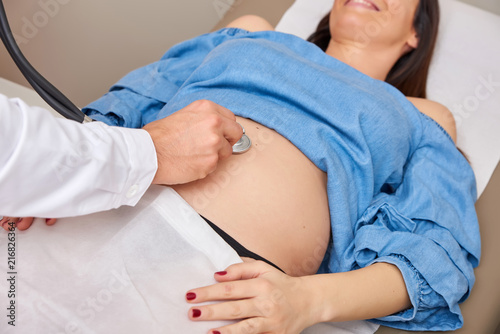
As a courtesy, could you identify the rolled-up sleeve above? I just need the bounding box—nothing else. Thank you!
[353,117,480,331]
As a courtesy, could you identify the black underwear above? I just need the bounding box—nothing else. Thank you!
[200,215,285,273]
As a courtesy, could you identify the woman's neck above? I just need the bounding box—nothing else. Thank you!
[325,39,400,81]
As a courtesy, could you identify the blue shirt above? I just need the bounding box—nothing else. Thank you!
[84,28,480,331]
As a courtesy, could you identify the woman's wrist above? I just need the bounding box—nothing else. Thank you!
[296,274,342,325]
[301,263,411,324]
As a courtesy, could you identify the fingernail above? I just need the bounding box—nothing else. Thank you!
[213,331,221,334]
[186,292,196,301]
[215,271,227,276]
[192,309,201,318]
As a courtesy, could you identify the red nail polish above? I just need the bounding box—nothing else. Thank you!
[186,292,196,301]
[192,309,201,318]
[213,331,221,334]
[215,271,227,276]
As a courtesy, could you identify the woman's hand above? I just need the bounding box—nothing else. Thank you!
[1,217,57,231]
[185,260,320,334]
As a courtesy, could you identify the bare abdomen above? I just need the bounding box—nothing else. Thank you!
[172,117,331,276]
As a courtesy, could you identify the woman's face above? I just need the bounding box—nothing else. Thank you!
[329,0,420,54]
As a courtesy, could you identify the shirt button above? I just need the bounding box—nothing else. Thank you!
[126,185,139,199]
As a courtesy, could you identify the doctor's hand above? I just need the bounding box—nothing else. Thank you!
[1,217,56,231]
[185,260,319,334]
[143,100,243,185]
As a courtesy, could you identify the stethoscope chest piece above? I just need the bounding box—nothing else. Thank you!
[232,124,252,154]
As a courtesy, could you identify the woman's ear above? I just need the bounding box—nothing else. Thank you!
[401,30,419,55]
[406,30,419,50]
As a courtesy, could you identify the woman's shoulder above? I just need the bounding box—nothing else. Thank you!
[225,15,275,32]
[406,97,457,143]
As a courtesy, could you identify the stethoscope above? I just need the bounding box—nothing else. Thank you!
[0,0,251,153]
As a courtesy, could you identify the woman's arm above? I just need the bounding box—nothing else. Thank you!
[308,263,411,323]
[407,97,457,143]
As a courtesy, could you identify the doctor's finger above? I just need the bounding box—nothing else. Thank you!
[46,218,57,226]
[220,117,244,146]
[209,101,236,121]
[16,217,35,231]
[1,217,20,231]
[218,135,237,161]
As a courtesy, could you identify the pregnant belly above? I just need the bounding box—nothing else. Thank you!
[172,117,331,276]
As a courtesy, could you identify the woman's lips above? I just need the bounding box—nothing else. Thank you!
[344,0,380,11]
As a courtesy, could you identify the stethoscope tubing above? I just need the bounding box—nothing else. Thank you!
[0,0,86,123]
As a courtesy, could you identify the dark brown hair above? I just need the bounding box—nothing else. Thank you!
[307,0,440,98]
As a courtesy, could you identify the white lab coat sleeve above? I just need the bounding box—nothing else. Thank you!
[0,94,157,218]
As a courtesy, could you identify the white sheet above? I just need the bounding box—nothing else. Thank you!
[0,186,377,334]
[1,186,241,333]
[276,0,500,197]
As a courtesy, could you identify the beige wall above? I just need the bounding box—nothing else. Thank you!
[458,0,500,15]
[0,0,239,106]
